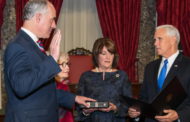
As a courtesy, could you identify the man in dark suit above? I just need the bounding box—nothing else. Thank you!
[128,25,190,122]
[3,0,94,122]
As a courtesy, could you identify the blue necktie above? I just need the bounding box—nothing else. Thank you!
[157,59,168,90]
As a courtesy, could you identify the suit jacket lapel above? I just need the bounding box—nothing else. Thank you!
[161,53,182,90]
[17,30,46,57]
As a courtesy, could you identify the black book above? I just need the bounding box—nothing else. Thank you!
[126,77,187,118]
[79,101,109,108]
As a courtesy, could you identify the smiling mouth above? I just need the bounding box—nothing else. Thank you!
[62,71,69,73]
[105,61,111,63]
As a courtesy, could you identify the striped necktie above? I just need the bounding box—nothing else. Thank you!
[37,40,45,53]
[157,59,168,91]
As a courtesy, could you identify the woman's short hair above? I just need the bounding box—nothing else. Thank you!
[58,53,69,64]
[92,37,119,68]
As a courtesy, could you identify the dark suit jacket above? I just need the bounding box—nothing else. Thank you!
[139,53,190,122]
[4,30,76,122]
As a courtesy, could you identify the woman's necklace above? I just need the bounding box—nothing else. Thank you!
[96,67,112,80]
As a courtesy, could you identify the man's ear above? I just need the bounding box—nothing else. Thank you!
[35,13,42,23]
[170,36,177,45]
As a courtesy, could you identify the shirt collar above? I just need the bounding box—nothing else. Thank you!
[162,50,179,66]
[21,27,38,42]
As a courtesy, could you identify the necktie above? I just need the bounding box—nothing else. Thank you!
[157,59,168,90]
[37,40,46,53]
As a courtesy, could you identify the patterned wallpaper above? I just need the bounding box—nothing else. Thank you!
[1,0,16,111]
[137,0,156,83]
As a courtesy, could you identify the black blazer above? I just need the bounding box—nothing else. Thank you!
[4,30,75,122]
[140,53,190,122]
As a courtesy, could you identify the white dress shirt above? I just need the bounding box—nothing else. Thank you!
[157,50,179,78]
[21,27,40,48]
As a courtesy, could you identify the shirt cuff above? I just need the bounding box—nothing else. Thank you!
[134,117,140,121]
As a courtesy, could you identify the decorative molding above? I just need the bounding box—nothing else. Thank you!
[68,47,92,56]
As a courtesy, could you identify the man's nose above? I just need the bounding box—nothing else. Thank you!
[52,21,56,29]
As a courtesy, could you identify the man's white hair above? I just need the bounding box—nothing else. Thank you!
[156,25,180,44]
[22,0,48,20]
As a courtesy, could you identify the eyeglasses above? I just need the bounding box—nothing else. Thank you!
[58,62,70,67]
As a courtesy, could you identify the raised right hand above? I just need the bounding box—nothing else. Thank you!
[49,29,61,61]
[83,108,98,114]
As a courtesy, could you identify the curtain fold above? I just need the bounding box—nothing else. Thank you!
[56,0,102,53]
[0,0,6,45]
[15,0,28,32]
[156,0,190,56]
[0,0,6,27]
[96,0,141,83]
[181,14,190,56]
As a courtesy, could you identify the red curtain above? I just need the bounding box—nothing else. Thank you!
[156,0,190,56]
[15,0,64,49]
[0,0,6,27]
[0,0,6,46]
[15,0,28,32]
[181,13,190,56]
[96,0,141,83]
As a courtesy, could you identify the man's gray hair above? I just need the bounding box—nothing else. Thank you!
[156,25,180,44]
[23,0,48,20]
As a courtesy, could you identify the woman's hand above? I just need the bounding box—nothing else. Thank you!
[83,108,98,116]
[98,102,117,112]
[128,107,141,118]
[62,79,69,84]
